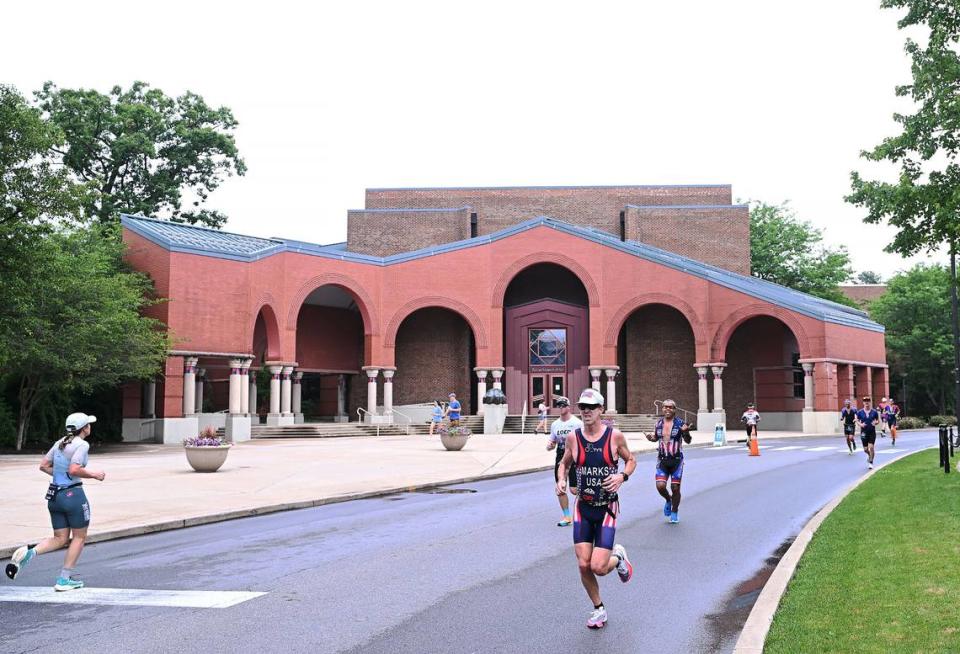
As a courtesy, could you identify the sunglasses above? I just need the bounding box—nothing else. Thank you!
[578,404,602,411]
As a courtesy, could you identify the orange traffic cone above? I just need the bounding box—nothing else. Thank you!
[748,427,760,456]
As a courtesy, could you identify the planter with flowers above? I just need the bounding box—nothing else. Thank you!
[183,426,232,472]
[437,424,472,451]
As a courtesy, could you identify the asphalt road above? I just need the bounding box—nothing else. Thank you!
[1,430,937,654]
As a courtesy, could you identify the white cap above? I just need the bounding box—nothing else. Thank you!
[577,388,605,406]
[65,412,96,431]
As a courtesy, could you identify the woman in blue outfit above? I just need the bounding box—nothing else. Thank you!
[5,412,106,591]
[429,400,444,436]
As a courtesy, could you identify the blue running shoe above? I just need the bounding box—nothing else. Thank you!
[664,500,671,517]
[669,512,679,524]
[54,577,84,592]
[5,546,35,580]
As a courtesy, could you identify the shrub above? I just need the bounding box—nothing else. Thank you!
[896,416,926,430]
[928,415,958,427]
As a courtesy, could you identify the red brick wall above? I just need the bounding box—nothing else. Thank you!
[122,230,171,324]
[393,308,473,412]
[347,208,471,257]
[621,305,698,414]
[624,205,750,275]
[295,305,364,372]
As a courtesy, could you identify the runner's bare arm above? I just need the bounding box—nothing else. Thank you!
[39,457,53,476]
[643,431,656,442]
[602,431,635,492]
[556,434,576,495]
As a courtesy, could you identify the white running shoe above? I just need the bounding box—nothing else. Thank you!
[868,463,874,470]
[612,544,633,583]
[587,605,608,629]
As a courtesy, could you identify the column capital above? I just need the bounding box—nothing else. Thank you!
[603,367,619,377]
[490,368,504,379]
[241,359,253,370]
[695,365,708,378]
[362,366,380,380]
[589,367,603,377]
[267,364,283,376]
[382,369,395,381]
[711,365,726,377]
[473,368,489,378]
[292,371,304,382]
[281,365,294,376]
[184,356,199,373]
[196,368,206,379]
[801,362,815,374]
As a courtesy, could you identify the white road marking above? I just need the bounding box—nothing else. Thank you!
[708,445,740,450]
[0,587,266,608]
[806,446,837,452]
[770,446,805,451]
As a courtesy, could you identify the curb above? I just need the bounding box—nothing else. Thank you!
[732,445,933,653]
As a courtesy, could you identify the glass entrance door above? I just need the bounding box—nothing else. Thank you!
[531,374,546,412]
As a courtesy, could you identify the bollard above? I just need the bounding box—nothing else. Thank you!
[939,425,950,474]
[713,423,726,447]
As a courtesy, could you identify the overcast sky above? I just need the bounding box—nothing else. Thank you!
[4,0,948,278]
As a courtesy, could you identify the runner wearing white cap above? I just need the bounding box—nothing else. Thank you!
[4,412,106,591]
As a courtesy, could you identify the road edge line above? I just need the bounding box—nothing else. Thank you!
[732,445,934,653]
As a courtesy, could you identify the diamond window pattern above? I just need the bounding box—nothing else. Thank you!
[529,329,567,366]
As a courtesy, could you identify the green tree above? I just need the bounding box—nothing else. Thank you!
[857,270,883,284]
[869,264,953,415]
[749,201,855,305]
[5,226,169,450]
[35,81,246,227]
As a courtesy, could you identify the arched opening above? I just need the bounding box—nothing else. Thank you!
[722,315,804,430]
[616,304,697,415]
[394,307,477,414]
[294,285,367,422]
[502,263,590,414]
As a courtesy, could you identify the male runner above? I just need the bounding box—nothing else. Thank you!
[546,396,582,526]
[741,402,761,441]
[645,399,692,523]
[878,398,889,437]
[885,398,900,446]
[556,388,637,629]
[445,392,461,428]
[856,396,880,469]
[840,399,857,454]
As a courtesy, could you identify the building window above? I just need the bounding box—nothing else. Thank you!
[470,212,478,238]
[529,328,567,366]
[619,211,626,241]
[791,353,804,399]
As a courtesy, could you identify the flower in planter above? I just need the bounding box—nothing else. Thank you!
[183,425,227,447]
[436,424,472,438]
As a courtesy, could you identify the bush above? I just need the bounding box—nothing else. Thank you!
[897,416,926,430]
[0,400,15,449]
[928,415,958,427]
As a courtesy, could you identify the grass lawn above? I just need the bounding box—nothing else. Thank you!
[765,448,960,654]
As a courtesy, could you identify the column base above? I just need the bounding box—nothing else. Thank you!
[294,413,304,424]
[266,414,295,426]
[225,415,251,442]
[696,411,725,435]
[802,410,841,434]
[249,415,261,426]
[333,415,349,423]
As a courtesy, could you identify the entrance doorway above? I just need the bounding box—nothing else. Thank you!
[530,373,566,411]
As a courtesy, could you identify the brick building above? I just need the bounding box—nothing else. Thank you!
[119,185,887,442]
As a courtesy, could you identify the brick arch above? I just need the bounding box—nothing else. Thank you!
[604,293,709,358]
[251,292,282,360]
[286,273,378,335]
[711,304,811,362]
[491,253,600,308]
[384,297,488,349]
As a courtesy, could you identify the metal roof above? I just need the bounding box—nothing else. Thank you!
[121,214,882,332]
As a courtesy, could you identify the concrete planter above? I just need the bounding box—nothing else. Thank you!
[184,445,231,472]
[440,432,470,451]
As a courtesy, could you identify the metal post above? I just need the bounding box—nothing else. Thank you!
[940,425,949,473]
[952,249,960,429]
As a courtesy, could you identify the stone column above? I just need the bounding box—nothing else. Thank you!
[382,368,395,416]
[604,368,619,414]
[183,356,199,417]
[802,363,815,411]
[363,367,380,420]
[696,365,709,412]
[228,358,244,415]
[589,368,603,392]
[240,360,251,416]
[268,365,282,417]
[336,374,347,421]
[143,380,156,419]
[490,368,504,390]
[280,366,294,417]
[474,368,488,414]
[249,371,258,423]
[292,371,304,424]
[711,364,727,412]
[194,369,205,414]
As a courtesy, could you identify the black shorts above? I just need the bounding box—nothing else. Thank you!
[554,450,577,489]
[843,424,856,436]
[861,429,876,446]
[744,424,758,437]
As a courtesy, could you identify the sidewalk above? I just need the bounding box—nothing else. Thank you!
[0,430,831,558]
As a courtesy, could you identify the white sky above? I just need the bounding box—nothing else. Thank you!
[4,0,949,278]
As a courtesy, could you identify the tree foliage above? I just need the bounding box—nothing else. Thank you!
[847,0,960,256]
[3,226,169,449]
[856,270,884,284]
[869,264,953,414]
[35,81,246,227]
[749,201,855,305]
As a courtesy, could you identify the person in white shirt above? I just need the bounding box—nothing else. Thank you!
[546,397,583,526]
[741,403,761,440]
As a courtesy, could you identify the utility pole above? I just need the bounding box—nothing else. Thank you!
[952,245,960,423]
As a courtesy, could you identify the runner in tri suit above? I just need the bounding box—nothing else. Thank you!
[877,398,889,438]
[556,388,637,629]
[856,396,880,470]
[840,399,857,454]
[644,399,692,524]
[546,396,582,526]
[885,398,900,447]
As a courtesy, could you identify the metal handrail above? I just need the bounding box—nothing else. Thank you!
[139,418,161,442]
[356,407,380,437]
[653,401,696,425]
[389,407,414,435]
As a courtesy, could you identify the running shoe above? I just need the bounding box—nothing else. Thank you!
[669,512,680,524]
[557,518,572,527]
[54,576,84,592]
[868,463,874,470]
[5,545,35,580]
[663,500,671,517]
[613,544,633,583]
[587,606,607,629]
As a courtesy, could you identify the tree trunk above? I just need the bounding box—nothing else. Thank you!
[15,375,40,451]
